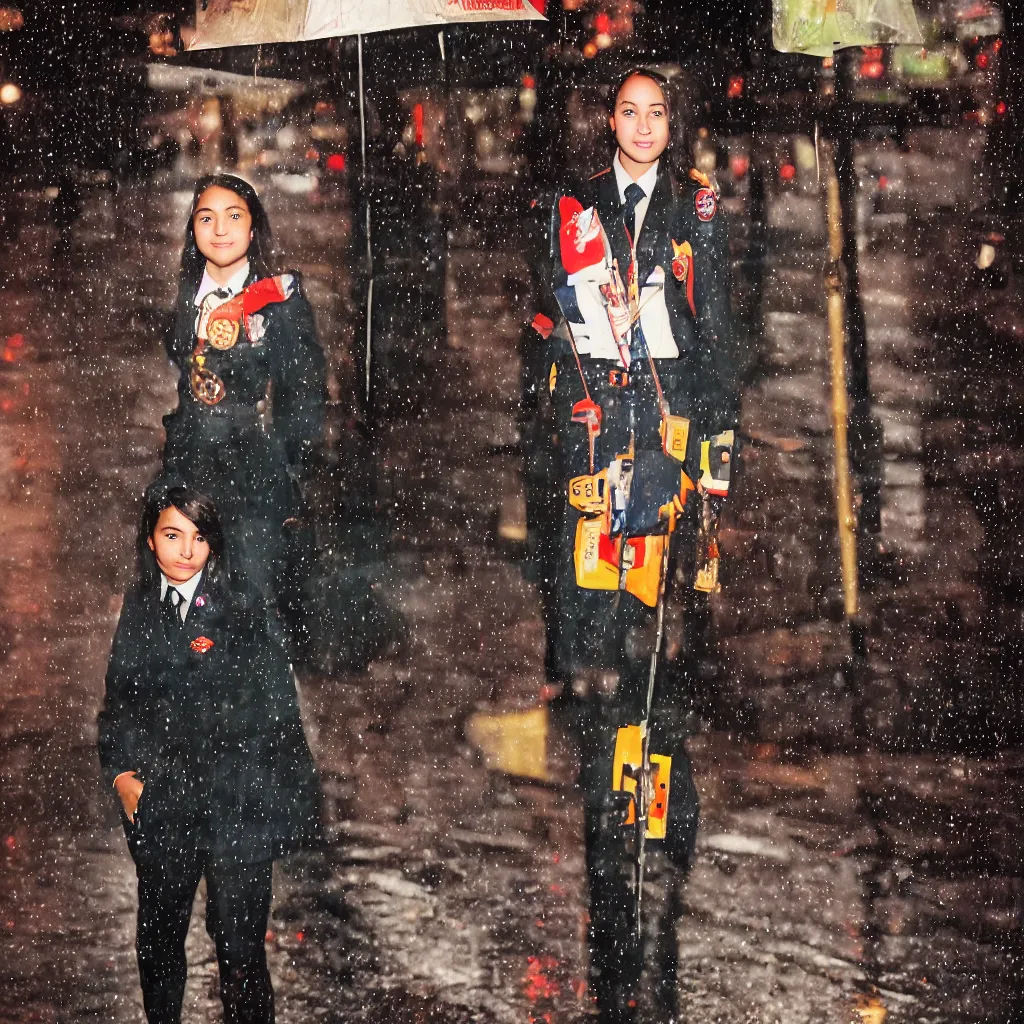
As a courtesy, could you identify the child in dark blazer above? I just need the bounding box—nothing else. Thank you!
[98,481,321,1024]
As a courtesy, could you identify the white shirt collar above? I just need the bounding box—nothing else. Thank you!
[194,261,250,308]
[612,152,660,205]
[160,570,204,619]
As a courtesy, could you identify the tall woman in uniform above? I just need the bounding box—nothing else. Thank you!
[162,174,326,640]
[546,68,739,1022]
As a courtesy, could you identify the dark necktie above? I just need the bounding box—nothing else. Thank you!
[162,586,183,633]
[622,182,647,362]
[623,182,645,243]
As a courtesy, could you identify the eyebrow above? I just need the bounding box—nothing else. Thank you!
[193,204,247,215]
[617,100,667,109]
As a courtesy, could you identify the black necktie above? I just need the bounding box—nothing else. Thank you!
[623,182,645,243]
[162,586,183,632]
[622,182,647,362]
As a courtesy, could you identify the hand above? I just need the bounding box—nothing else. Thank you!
[114,771,144,824]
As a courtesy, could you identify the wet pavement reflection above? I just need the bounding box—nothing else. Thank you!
[0,131,1022,1023]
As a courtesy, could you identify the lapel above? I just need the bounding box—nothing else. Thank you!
[182,571,217,645]
[591,169,631,278]
[635,166,674,286]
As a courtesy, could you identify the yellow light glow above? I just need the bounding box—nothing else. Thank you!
[0,82,22,104]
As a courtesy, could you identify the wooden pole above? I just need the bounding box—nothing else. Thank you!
[821,139,859,620]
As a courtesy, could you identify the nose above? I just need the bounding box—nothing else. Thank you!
[214,215,228,235]
[637,115,651,135]
[181,536,193,559]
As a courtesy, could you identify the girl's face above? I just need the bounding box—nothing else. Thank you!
[192,185,253,278]
[610,74,670,178]
[148,506,211,584]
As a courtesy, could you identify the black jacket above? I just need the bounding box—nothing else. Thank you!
[97,573,322,865]
[550,163,737,440]
[162,273,326,598]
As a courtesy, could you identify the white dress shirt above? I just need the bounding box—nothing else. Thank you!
[194,261,250,308]
[160,570,203,622]
[612,152,660,242]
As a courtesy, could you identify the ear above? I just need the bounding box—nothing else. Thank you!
[609,114,616,134]
[147,536,155,552]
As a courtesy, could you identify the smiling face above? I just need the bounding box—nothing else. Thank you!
[192,184,253,282]
[147,506,211,585]
[610,73,670,179]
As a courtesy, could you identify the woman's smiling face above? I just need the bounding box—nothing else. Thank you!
[610,74,670,178]
[192,185,253,277]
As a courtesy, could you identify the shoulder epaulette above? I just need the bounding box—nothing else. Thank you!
[688,168,712,189]
[589,167,613,181]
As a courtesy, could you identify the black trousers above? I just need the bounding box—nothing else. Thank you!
[135,849,274,1024]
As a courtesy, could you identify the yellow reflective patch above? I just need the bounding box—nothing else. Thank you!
[661,414,690,464]
[568,470,608,514]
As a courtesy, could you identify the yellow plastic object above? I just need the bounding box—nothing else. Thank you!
[465,705,549,782]
[661,414,690,464]
[574,516,620,590]
[612,725,671,839]
[623,535,666,608]
[568,470,609,515]
[699,429,734,496]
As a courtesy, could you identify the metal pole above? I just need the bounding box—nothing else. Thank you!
[358,33,373,405]
[822,140,860,621]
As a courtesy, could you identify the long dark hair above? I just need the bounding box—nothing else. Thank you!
[609,66,694,180]
[174,174,277,309]
[137,482,226,590]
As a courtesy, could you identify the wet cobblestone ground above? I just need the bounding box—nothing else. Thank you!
[1,131,1022,1023]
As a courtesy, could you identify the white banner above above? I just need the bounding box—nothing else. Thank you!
[189,0,546,51]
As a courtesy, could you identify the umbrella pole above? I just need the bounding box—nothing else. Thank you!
[358,32,374,406]
[821,140,861,633]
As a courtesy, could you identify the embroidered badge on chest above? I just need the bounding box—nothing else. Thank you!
[694,187,717,222]
[671,239,691,282]
[190,636,214,654]
[198,294,240,351]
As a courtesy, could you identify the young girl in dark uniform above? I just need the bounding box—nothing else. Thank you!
[162,174,327,630]
[98,482,320,1024]
[545,68,739,1022]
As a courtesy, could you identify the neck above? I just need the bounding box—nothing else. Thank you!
[617,150,656,181]
[205,257,248,286]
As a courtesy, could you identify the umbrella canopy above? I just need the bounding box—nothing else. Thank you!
[189,0,545,51]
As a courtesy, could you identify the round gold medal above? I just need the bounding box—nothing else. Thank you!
[207,317,240,351]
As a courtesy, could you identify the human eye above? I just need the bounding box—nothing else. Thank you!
[165,530,178,540]
[196,534,207,545]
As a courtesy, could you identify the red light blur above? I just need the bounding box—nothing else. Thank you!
[727,75,744,99]
[414,102,424,148]
[860,60,885,80]
[326,153,345,172]
[780,163,796,181]
[594,12,610,33]
[976,51,990,69]
[730,154,749,178]
[996,100,1007,116]
[522,73,536,89]
[878,175,888,189]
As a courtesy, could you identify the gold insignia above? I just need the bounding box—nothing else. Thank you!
[207,317,239,351]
